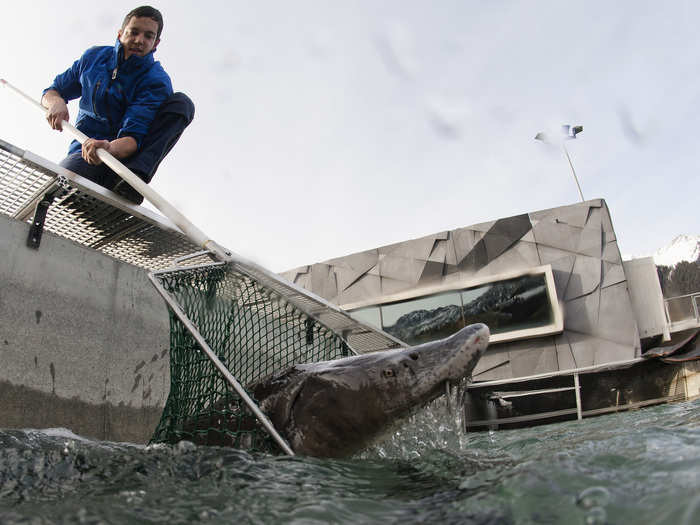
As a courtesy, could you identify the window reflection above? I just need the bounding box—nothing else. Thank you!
[348,271,556,345]
[381,292,463,346]
[461,274,551,334]
[350,306,382,330]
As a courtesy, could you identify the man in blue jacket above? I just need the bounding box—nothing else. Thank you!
[42,5,194,204]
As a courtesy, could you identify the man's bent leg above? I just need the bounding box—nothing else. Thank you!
[113,92,195,205]
[124,92,195,183]
[60,153,121,189]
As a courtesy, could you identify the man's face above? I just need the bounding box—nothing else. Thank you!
[118,16,160,59]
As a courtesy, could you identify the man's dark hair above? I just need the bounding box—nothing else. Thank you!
[123,6,164,39]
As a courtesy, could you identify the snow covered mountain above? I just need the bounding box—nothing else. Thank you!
[652,235,700,267]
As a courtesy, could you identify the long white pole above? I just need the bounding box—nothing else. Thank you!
[562,142,585,202]
[0,78,231,261]
[2,78,300,455]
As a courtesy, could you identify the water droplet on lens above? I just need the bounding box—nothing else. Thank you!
[576,486,611,509]
[584,506,607,524]
[176,440,197,453]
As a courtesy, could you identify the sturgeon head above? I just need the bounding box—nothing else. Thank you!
[251,323,490,458]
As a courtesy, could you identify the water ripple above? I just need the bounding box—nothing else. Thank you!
[0,399,698,524]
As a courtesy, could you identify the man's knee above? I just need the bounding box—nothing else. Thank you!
[160,92,195,126]
[59,153,118,189]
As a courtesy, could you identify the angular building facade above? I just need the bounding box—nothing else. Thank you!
[281,199,641,382]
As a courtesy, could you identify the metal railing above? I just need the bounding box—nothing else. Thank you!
[664,292,700,330]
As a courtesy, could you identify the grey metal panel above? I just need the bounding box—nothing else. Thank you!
[596,282,641,350]
[380,276,415,297]
[469,220,497,233]
[623,257,669,340]
[452,227,478,263]
[593,337,637,364]
[279,266,308,284]
[335,273,382,305]
[568,331,597,368]
[577,224,603,258]
[530,202,589,225]
[504,338,558,376]
[532,219,581,253]
[380,236,436,260]
[326,249,379,275]
[602,261,626,289]
[378,254,427,282]
[335,266,369,293]
[444,236,459,265]
[471,240,541,279]
[537,249,576,297]
[427,239,448,263]
[602,240,622,264]
[564,255,601,301]
[419,259,447,283]
[472,347,512,381]
[565,292,601,335]
[550,203,590,228]
[555,334,577,369]
[309,263,338,299]
[601,203,616,237]
[293,272,311,291]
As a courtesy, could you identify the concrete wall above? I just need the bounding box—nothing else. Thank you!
[281,199,642,382]
[0,215,170,443]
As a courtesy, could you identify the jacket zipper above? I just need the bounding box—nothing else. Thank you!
[91,80,101,116]
[104,67,118,133]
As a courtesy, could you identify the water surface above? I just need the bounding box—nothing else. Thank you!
[1,398,698,524]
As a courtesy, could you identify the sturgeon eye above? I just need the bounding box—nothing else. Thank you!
[382,368,395,378]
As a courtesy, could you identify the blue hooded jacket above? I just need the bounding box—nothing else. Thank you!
[45,39,173,156]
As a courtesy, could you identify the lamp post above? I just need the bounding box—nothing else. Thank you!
[535,125,585,202]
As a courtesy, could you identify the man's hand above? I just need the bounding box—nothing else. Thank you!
[82,139,111,165]
[42,90,69,131]
[82,136,137,165]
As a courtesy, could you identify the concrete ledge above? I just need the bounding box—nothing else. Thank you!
[0,215,170,443]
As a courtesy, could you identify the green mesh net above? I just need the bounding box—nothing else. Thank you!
[149,262,351,453]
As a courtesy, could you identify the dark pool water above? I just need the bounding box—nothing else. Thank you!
[1,397,699,524]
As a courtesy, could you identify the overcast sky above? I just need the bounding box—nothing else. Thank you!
[2,1,698,271]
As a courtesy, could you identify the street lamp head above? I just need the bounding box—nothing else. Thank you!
[534,124,585,202]
[536,125,583,143]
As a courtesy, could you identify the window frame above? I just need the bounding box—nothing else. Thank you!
[341,264,564,344]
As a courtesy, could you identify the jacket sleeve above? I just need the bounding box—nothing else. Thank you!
[117,73,173,148]
[43,51,90,101]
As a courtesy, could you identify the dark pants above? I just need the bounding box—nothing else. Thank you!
[60,92,195,192]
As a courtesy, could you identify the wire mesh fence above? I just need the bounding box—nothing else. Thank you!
[150,262,353,452]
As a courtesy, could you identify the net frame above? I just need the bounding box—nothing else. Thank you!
[148,257,403,455]
[1,82,404,456]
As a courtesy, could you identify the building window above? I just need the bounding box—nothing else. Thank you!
[345,265,562,345]
[461,273,553,335]
[381,292,463,346]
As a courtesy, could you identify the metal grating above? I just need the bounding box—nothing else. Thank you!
[224,258,405,354]
[0,138,204,270]
[1,138,403,353]
[0,140,55,217]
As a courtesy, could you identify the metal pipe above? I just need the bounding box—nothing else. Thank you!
[574,373,582,420]
[562,142,585,202]
[0,78,231,262]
